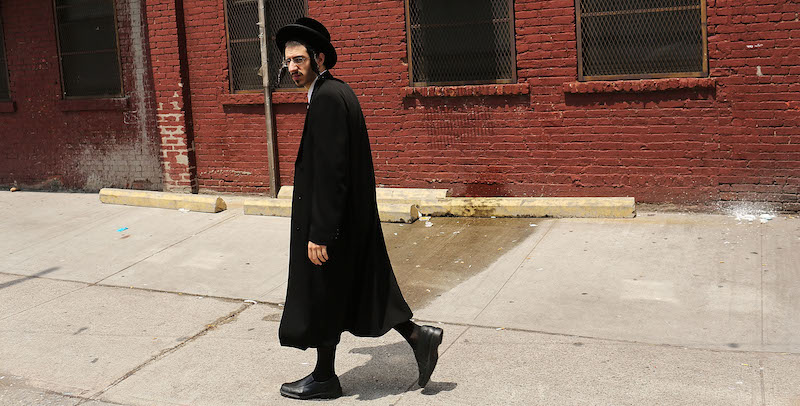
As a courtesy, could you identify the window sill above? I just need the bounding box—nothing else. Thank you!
[59,97,129,111]
[563,78,716,94]
[220,91,307,106]
[0,101,16,113]
[403,83,529,98]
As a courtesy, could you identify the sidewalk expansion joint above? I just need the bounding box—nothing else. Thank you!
[409,319,800,356]
[88,302,254,402]
[392,325,472,405]
[472,219,556,321]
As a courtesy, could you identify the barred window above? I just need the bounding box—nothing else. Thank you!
[0,13,9,101]
[406,0,516,87]
[54,0,122,98]
[576,0,708,81]
[224,0,307,93]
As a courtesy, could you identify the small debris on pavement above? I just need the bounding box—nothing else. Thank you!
[495,327,505,331]
[529,223,537,227]
[9,187,18,192]
[244,299,257,305]
[419,216,431,221]
[425,221,433,227]
[178,208,190,213]
[117,227,128,232]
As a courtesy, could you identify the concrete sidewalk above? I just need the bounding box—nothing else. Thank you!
[0,191,798,405]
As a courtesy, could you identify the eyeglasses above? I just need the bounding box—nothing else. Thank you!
[283,56,308,66]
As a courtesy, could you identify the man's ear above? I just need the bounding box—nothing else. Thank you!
[317,52,326,70]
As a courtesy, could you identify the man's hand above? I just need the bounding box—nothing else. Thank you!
[308,241,329,266]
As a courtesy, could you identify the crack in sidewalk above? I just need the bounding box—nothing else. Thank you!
[82,303,254,404]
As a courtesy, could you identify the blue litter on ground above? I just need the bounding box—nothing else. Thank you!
[117,227,128,232]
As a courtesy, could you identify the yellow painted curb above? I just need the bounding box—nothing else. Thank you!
[417,197,635,218]
[277,186,449,201]
[378,203,420,223]
[99,188,226,213]
[243,198,292,217]
[243,198,419,223]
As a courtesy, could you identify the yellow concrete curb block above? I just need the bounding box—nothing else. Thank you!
[243,198,292,217]
[377,203,420,223]
[417,197,636,218]
[277,186,449,201]
[99,188,227,213]
[243,198,419,223]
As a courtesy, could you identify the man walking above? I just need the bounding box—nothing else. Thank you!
[275,18,444,400]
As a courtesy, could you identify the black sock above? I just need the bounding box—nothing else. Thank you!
[394,320,420,350]
[312,345,336,382]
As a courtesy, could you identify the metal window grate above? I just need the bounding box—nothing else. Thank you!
[406,0,516,86]
[54,0,122,98]
[576,0,708,80]
[225,0,306,93]
[0,12,9,101]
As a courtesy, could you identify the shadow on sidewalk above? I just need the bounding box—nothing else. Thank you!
[0,267,60,290]
[339,340,457,401]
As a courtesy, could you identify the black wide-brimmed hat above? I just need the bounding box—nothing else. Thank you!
[276,17,337,69]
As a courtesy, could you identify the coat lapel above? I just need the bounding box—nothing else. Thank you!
[296,71,334,166]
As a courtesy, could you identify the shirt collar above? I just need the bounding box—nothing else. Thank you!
[307,70,327,103]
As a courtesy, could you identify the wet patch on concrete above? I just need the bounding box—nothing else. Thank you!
[382,217,540,310]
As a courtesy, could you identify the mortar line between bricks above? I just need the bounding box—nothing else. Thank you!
[91,212,240,286]
[471,219,556,322]
[87,303,253,402]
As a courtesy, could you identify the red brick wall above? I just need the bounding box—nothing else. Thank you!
[145,0,196,192]
[173,0,799,208]
[0,0,162,191]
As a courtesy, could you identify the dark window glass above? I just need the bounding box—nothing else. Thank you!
[407,0,516,86]
[576,0,708,80]
[0,13,9,101]
[225,0,307,92]
[55,0,122,97]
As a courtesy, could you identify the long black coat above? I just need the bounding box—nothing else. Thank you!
[278,71,413,350]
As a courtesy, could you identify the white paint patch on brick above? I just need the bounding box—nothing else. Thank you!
[159,125,185,135]
[157,113,183,122]
[75,139,162,191]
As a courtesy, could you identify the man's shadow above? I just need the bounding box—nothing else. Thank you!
[338,340,457,401]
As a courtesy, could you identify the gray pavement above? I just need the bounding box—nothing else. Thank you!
[1,191,799,405]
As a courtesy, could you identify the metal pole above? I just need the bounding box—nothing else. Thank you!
[257,0,280,198]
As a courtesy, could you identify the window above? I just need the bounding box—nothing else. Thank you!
[224,0,307,93]
[575,0,708,81]
[406,0,516,87]
[54,0,122,98]
[0,11,10,101]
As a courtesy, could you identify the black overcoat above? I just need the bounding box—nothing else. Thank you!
[278,71,413,350]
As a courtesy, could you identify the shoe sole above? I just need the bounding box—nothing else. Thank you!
[419,328,443,387]
[280,388,342,400]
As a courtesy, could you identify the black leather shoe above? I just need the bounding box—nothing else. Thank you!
[414,325,444,387]
[280,373,342,400]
